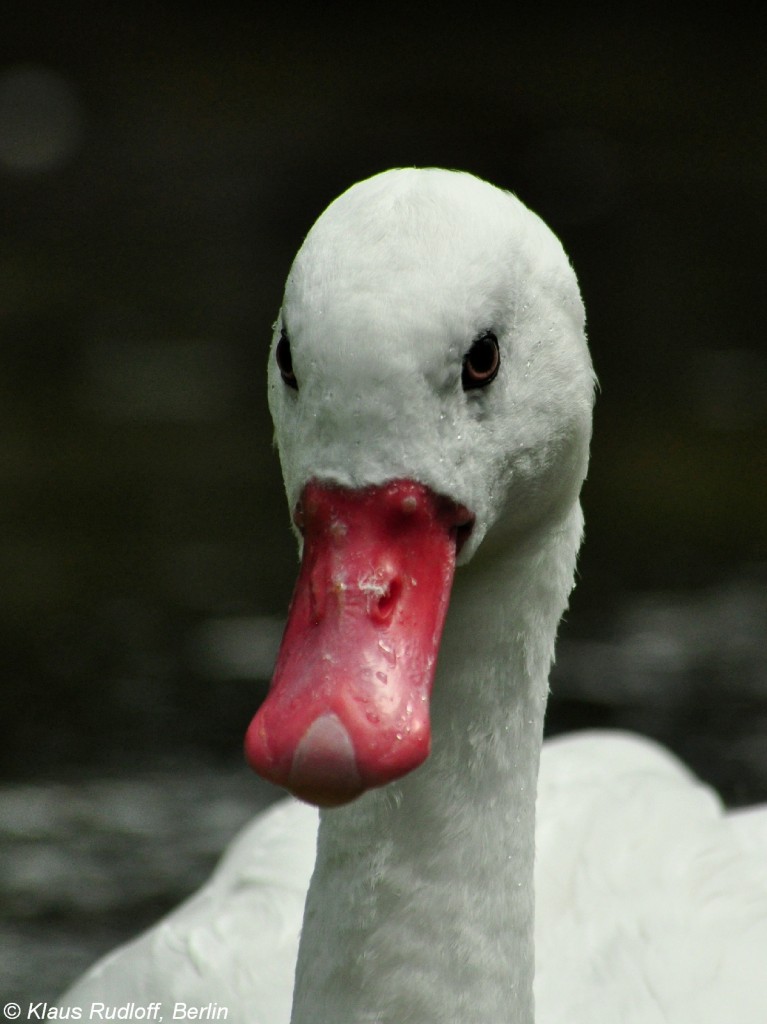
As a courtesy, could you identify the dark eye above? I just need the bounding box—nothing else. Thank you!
[462,332,500,390]
[276,329,298,390]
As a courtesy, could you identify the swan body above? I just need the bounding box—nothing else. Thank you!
[58,797,316,1021]
[60,735,767,1023]
[60,169,767,1022]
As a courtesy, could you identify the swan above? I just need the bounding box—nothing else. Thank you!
[59,168,767,1023]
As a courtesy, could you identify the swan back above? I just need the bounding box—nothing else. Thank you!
[536,732,767,1024]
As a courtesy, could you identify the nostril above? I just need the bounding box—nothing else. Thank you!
[372,576,401,624]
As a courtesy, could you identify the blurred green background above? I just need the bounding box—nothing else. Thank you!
[2,10,766,809]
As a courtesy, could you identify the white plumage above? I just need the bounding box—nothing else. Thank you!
[60,168,767,1023]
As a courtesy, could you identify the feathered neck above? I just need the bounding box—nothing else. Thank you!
[289,504,583,1024]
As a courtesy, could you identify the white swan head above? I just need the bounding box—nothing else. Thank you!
[270,167,594,558]
[247,168,595,805]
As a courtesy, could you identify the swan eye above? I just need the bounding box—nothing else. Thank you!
[462,332,500,390]
[276,330,298,390]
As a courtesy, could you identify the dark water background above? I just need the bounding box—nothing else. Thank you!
[1,5,766,1003]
